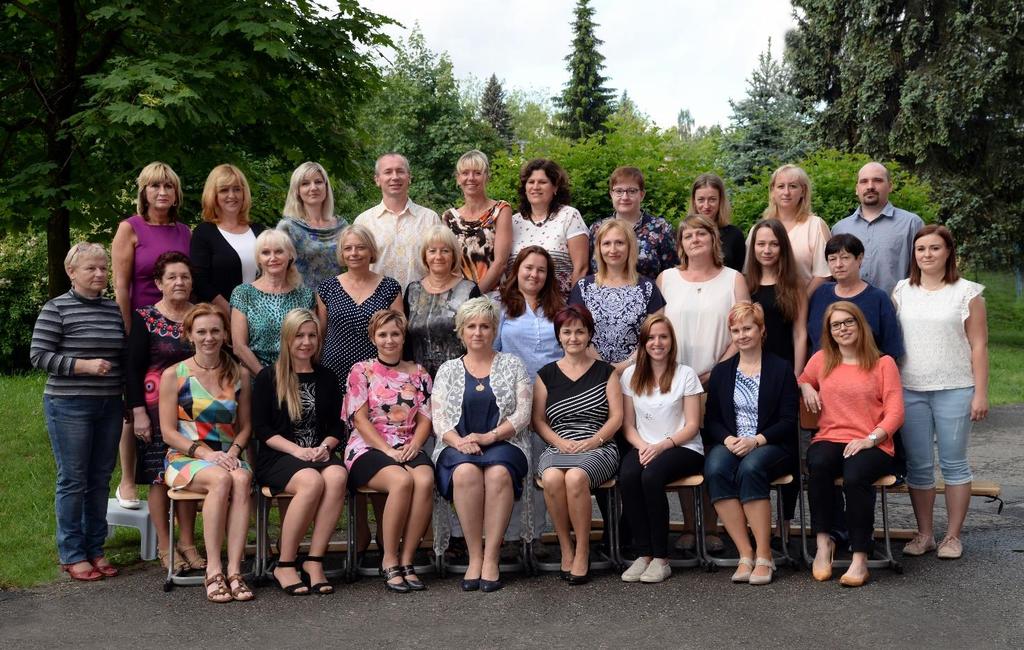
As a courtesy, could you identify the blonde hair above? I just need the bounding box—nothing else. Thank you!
[455,150,490,178]
[763,164,813,223]
[594,219,639,285]
[182,303,241,387]
[821,301,880,376]
[336,224,378,266]
[367,309,407,339]
[275,309,321,422]
[676,214,724,269]
[454,296,500,340]
[136,162,183,222]
[282,162,335,224]
[420,225,462,274]
[254,229,302,289]
[728,302,766,340]
[64,242,108,271]
[201,164,252,225]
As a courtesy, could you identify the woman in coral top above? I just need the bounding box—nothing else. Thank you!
[798,301,904,588]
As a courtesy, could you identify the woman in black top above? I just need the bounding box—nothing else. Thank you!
[253,308,347,595]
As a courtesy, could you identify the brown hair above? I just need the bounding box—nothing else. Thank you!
[689,173,732,228]
[820,301,880,376]
[182,303,241,387]
[136,162,183,222]
[608,166,645,192]
[367,309,407,339]
[909,224,959,286]
[500,246,565,319]
[630,314,678,396]
[676,214,724,269]
[517,159,571,218]
[152,251,193,283]
[745,219,802,322]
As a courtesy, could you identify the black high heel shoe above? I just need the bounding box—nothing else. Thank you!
[273,560,310,596]
[301,556,333,595]
[382,565,410,593]
[400,565,427,591]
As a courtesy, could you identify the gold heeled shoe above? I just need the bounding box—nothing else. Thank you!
[839,570,870,587]
[812,540,834,582]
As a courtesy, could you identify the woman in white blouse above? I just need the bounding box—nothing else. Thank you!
[508,159,589,298]
[618,315,704,584]
[431,297,532,593]
[892,224,988,560]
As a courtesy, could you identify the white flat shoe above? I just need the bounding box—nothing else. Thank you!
[748,558,775,585]
[621,557,650,583]
[115,486,141,510]
[731,557,754,583]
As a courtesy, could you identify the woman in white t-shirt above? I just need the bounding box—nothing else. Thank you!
[893,224,988,561]
[618,315,704,584]
[508,159,589,298]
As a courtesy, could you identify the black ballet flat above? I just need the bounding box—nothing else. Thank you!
[400,564,427,591]
[480,578,503,593]
[460,578,480,592]
[559,570,571,581]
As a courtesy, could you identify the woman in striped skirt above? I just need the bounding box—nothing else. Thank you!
[532,304,622,584]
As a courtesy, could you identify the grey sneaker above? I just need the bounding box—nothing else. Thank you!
[640,558,672,583]
[903,534,936,556]
[620,556,650,582]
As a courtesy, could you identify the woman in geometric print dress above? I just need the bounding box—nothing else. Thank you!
[532,304,622,585]
[125,251,203,573]
[159,303,254,603]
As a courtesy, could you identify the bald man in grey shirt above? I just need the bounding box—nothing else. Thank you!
[831,162,924,295]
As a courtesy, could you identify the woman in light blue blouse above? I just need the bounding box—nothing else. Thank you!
[496,246,565,540]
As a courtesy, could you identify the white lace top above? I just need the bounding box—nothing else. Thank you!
[429,352,534,552]
[892,278,984,391]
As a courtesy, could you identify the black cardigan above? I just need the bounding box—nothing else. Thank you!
[189,221,266,304]
[703,350,799,460]
[252,364,344,463]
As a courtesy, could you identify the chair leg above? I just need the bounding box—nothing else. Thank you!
[799,473,813,569]
[165,498,175,590]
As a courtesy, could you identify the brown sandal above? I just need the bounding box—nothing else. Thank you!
[204,573,232,603]
[177,544,207,570]
[227,573,254,601]
[159,549,188,574]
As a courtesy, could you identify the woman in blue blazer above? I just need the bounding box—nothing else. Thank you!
[704,302,798,585]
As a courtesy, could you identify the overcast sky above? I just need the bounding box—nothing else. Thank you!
[358,0,797,129]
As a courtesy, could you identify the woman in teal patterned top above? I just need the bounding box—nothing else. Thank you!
[277,161,348,292]
[231,229,315,375]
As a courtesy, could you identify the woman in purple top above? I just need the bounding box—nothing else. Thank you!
[111,161,192,507]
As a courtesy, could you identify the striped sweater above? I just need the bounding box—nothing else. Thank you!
[30,290,126,397]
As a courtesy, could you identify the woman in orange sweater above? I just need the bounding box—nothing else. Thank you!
[799,301,904,588]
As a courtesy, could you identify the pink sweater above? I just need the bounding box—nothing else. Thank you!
[798,352,904,456]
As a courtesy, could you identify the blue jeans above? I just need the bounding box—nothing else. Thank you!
[902,387,974,489]
[705,443,792,504]
[43,395,123,564]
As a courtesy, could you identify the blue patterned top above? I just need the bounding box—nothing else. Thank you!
[277,217,348,292]
[734,369,760,438]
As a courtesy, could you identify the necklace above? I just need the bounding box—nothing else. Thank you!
[463,356,489,392]
[193,355,221,371]
[378,357,401,368]
[423,275,452,292]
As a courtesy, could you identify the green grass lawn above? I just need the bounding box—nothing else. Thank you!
[1,272,1021,588]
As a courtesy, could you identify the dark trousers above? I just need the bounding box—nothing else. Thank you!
[619,446,704,558]
[806,441,893,553]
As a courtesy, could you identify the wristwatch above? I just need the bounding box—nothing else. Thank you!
[868,433,881,446]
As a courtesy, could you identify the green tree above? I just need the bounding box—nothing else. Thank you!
[1,0,393,296]
[553,0,615,141]
[359,29,502,211]
[480,74,514,146]
[786,0,1024,268]
[723,42,811,183]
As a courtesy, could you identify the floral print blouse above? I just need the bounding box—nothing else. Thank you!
[342,359,433,469]
[588,211,680,280]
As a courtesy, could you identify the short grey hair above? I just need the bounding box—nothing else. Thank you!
[455,296,500,339]
[374,152,410,177]
[64,242,108,270]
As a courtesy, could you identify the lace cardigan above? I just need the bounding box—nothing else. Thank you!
[430,352,534,553]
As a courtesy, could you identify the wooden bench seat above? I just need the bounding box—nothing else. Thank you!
[891,480,1003,513]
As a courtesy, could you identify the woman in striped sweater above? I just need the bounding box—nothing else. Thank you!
[31,243,126,582]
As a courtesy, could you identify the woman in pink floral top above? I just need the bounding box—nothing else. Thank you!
[343,309,435,593]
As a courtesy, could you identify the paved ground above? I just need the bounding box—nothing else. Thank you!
[3,406,1023,649]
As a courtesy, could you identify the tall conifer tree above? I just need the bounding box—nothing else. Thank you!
[554,0,615,140]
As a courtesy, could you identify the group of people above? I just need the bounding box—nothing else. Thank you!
[30,151,988,600]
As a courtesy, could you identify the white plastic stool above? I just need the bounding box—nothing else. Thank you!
[106,498,158,561]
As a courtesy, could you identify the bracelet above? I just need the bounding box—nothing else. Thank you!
[187,441,200,457]
[230,442,244,452]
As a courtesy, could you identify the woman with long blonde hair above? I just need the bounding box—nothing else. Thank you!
[252,308,348,595]
[278,161,348,291]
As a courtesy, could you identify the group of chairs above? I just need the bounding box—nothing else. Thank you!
[161,401,922,592]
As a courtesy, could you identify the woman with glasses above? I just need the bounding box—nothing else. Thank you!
[799,301,904,588]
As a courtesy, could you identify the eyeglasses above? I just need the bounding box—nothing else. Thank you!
[611,188,641,197]
[829,318,857,332]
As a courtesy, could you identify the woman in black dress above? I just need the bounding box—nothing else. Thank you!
[253,308,347,595]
